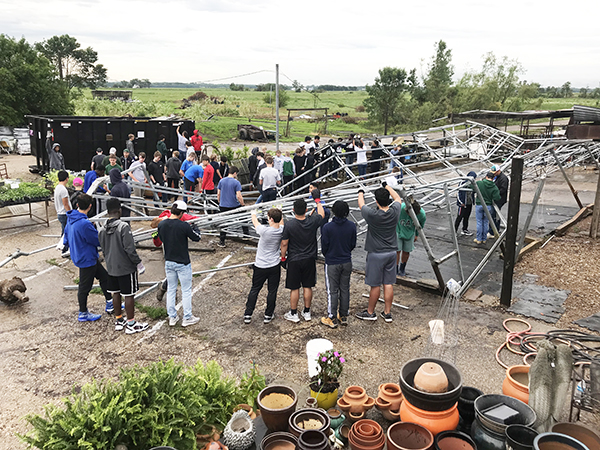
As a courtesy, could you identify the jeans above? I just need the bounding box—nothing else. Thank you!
[165,260,193,320]
[244,264,281,317]
[476,205,492,242]
[488,204,503,235]
[78,260,111,313]
[454,205,473,231]
[58,214,69,251]
[358,164,367,177]
[183,178,196,202]
[262,188,277,202]
[325,262,352,318]
[219,206,249,243]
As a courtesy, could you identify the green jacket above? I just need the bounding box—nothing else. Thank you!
[157,140,168,157]
[396,202,426,241]
[475,179,501,206]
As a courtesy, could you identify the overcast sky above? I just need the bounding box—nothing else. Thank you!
[3,0,599,88]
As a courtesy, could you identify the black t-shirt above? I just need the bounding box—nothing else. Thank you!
[92,154,105,169]
[147,160,165,184]
[157,218,201,265]
[282,213,322,261]
[294,155,307,174]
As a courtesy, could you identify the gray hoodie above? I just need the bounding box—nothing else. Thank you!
[98,218,141,277]
[47,143,66,170]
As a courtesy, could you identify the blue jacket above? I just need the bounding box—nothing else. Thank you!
[457,171,477,207]
[321,217,357,265]
[64,209,101,268]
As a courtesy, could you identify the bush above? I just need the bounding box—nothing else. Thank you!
[355,105,365,112]
[188,91,208,101]
[342,116,359,124]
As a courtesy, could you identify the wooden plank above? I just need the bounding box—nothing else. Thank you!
[554,203,593,236]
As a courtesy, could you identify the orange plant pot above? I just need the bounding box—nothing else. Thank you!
[502,365,529,404]
[375,383,403,422]
[399,399,459,436]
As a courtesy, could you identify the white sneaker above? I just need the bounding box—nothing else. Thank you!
[284,311,300,323]
[182,315,200,327]
[169,315,179,326]
[302,310,312,321]
[487,233,495,239]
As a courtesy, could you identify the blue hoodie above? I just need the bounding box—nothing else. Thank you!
[321,217,357,265]
[64,210,101,268]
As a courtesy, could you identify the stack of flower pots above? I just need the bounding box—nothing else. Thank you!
[399,358,463,436]
[348,419,385,450]
[337,385,375,422]
[298,430,331,450]
[288,408,331,438]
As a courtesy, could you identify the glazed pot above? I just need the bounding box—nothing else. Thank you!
[349,419,385,450]
[298,429,331,450]
[502,366,530,404]
[261,431,299,450]
[387,421,434,450]
[434,430,476,450]
[551,423,600,450]
[471,415,505,450]
[327,408,345,429]
[223,410,255,450]
[288,408,331,438]
[375,383,403,422]
[336,424,351,445]
[305,397,319,408]
[311,387,339,410]
[400,358,463,412]
[505,425,539,450]
[337,385,375,422]
[414,362,449,393]
[534,432,591,450]
[457,386,483,434]
[257,385,298,432]
[400,398,459,436]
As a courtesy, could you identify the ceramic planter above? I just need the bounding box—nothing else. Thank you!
[534,433,591,450]
[457,386,483,433]
[348,419,385,450]
[505,425,539,450]
[414,362,449,393]
[337,385,375,422]
[502,365,530,404]
[375,383,403,422]
[257,385,298,432]
[400,398,459,436]
[311,387,339,410]
[327,408,345,429]
[336,424,351,446]
[551,423,600,450]
[260,431,298,450]
[223,410,255,450]
[288,408,331,438]
[434,430,476,450]
[386,421,434,450]
[233,403,257,420]
[298,429,331,450]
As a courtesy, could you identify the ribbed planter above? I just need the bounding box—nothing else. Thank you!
[223,410,255,450]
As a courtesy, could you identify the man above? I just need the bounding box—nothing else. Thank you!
[99,198,149,334]
[308,182,331,230]
[183,161,204,201]
[320,200,356,329]
[244,208,284,325]
[280,193,325,323]
[129,152,147,198]
[370,140,384,174]
[217,166,247,247]
[147,151,167,202]
[180,150,196,178]
[293,147,307,192]
[105,153,122,175]
[91,147,105,171]
[396,197,426,277]
[281,151,295,195]
[126,134,136,159]
[48,142,65,171]
[121,149,133,171]
[248,147,259,183]
[475,172,501,245]
[488,164,509,238]
[102,147,118,167]
[54,170,71,238]
[356,184,402,322]
[157,200,202,327]
[259,156,281,202]
[109,168,130,217]
[274,149,285,178]
[156,134,169,163]
[200,155,215,194]
[455,171,477,236]
[176,125,189,162]
[191,129,203,159]
[252,152,266,201]
[166,150,181,201]
[84,164,107,215]
[63,193,113,321]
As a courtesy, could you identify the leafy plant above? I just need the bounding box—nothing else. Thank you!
[135,302,168,319]
[0,182,51,205]
[89,287,103,295]
[237,360,266,409]
[309,349,345,394]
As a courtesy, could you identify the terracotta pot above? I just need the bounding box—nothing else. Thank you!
[414,362,449,393]
[327,408,345,429]
[337,385,375,422]
[349,419,385,450]
[502,365,530,404]
[375,383,403,422]
[310,388,339,410]
[551,423,600,450]
[298,429,331,450]
[288,408,331,438]
[234,404,257,420]
[260,431,298,450]
[534,432,591,450]
[505,425,539,450]
[400,398,459,436]
[434,430,476,450]
[257,385,298,432]
[387,421,434,450]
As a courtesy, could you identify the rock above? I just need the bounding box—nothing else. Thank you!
[0,277,28,305]
[463,289,483,301]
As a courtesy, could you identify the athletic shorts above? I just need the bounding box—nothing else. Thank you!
[364,251,397,287]
[285,258,317,290]
[107,271,139,296]
[398,237,415,253]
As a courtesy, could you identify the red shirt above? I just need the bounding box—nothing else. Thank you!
[158,210,199,221]
[191,134,203,152]
[201,164,215,191]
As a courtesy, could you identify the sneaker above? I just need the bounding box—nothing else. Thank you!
[461,230,473,236]
[487,233,495,239]
[263,315,274,324]
[61,250,70,258]
[182,316,200,327]
[321,316,338,329]
[78,311,101,322]
[105,300,114,314]
[398,268,406,277]
[217,242,226,248]
[473,238,482,244]
[338,314,348,326]
[284,311,300,323]
[302,310,312,321]
[380,311,393,323]
[115,317,126,331]
[169,315,179,326]
[244,315,252,324]
[355,310,377,321]
[125,321,149,334]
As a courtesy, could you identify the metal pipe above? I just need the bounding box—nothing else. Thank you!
[516,176,546,260]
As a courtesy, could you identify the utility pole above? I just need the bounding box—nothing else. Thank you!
[275,64,279,152]
[500,156,524,307]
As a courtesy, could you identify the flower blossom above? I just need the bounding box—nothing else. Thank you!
[340,358,345,363]
[322,357,327,362]
[334,351,339,357]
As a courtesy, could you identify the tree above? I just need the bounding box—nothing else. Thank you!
[229,83,245,91]
[364,67,410,134]
[560,81,572,98]
[0,34,73,126]
[579,87,588,98]
[35,34,107,89]
[262,87,289,108]
[292,80,304,92]
[422,40,454,104]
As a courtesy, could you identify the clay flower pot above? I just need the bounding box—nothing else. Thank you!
[257,385,298,432]
[327,408,345,429]
[288,408,331,438]
[414,362,449,393]
[551,423,600,450]
[337,385,375,422]
[310,387,339,410]
[387,421,434,450]
[349,419,385,450]
[375,383,403,422]
[502,365,530,404]
[234,403,257,420]
[434,430,476,450]
[534,432,591,450]
[260,431,298,450]
[400,398,459,436]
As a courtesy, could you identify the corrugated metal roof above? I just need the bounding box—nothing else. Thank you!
[450,109,573,121]
[573,105,600,124]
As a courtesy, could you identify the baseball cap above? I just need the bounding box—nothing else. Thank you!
[173,200,188,211]
[73,177,83,186]
[109,147,117,154]
[96,147,103,153]
[490,164,500,172]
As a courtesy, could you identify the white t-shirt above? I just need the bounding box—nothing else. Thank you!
[130,161,146,182]
[255,224,284,269]
[357,147,368,164]
[260,166,281,190]
[54,184,71,215]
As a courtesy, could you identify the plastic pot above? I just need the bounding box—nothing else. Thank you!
[502,366,530,404]
[551,423,600,450]
[473,395,536,435]
[400,398,459,436]
[434,430,476,450]
[260,431,299,450]
[311,388,339,410]
[257,385,298,432]
[534,432,591,450]
[505,425,538,450]
[386,421,434,450]
[288,408,331,438]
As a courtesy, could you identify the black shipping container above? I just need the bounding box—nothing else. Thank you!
[25,115,196,171]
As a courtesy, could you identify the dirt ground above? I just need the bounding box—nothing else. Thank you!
[0,154,598,449]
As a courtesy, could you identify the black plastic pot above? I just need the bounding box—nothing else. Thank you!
[505,425,539,450]
[434,430,476,450]
[457,386,484,434]
[399,357,463,412]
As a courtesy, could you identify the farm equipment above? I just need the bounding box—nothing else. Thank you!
[237,124,275,142]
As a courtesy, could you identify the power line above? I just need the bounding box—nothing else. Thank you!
[194,69,273,84]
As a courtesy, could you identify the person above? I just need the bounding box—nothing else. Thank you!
[252,152,266,200]
[370,140,384,174]
[156,134,169,163]
[210,154,221,188]
[305,148,315,186]
[320,200,356,328]
[219,155,229,180]
[63,193,113,322]
[488,164,509,238]
[281,151,295,195]
[248,147,259,183]
[157,200,202,327]
[396,197,426,277]
[183,161,204,201]
[126,134,136,159]
[293,147,307,192]
[200,155,215,194]
[308,182,330,230]
[121,149,133,171]
[180,150,196,179]
[83,164,107,215]
[129,152,147,198]
[166,150,182,201]
[176,125,189,162]
[356,140,368,178]
[385,167,402,187]
[455,171,477,236]
[274,149,284,178]
[91,147,105,171]
[147,151,167,202]
[300,136,314,152]
[48,142,65,171]
[332,138,346,181]
[105,153,122,176]
[54,170,71,237]
[319,140,334,180]
[191,130,203,159]
[102,147,118,167]
[99,198,149,334]
[69,177,85,212]
[217,166,247,247]
[280,193,325,323]
[109,168,131,217]
[475,172,501,245]
[244,208,285,325]
[356,184,402,322]
[259,155,281,202]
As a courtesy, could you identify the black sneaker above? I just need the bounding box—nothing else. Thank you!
[244,315,252,324]
[217,242,226,248]
[125,321,149,334]
[115,317,126,331]
[380,311,393,323]
[355,310,377,321]
[338,314,348,326]
[263,315,274,324]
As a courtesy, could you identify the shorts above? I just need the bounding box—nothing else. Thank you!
[107,271,139,296]
[398,237,415,253]
[285,258,317,290]
[364,251,397,287]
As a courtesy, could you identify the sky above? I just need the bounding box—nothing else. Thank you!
[3,0,600,88]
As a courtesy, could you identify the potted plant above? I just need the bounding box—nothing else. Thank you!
[309,349,344,410]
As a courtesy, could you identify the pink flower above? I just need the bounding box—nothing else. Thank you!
[322,357,327,362]
[334,351,339,357]
[340,358,345,363]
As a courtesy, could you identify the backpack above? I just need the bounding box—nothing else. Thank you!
[70,190,84,210]
[283,160,294,177]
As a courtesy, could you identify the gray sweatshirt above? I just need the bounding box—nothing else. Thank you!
[48,143,65,170]
[99,217,141,276]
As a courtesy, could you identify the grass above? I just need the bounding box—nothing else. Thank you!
[46,258,58,266]
[135,302,168,320]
